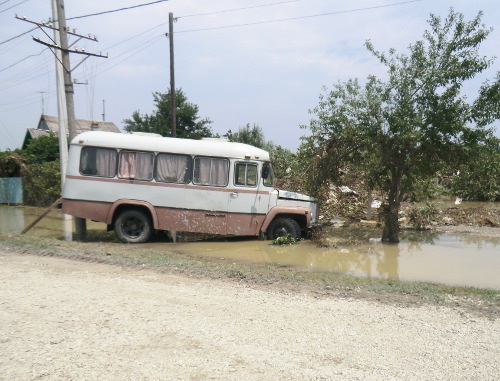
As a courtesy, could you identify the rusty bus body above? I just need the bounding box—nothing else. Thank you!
[62,131,317,243]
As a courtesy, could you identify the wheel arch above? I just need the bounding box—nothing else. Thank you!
[107,200,158,230]
[260,206,311,234]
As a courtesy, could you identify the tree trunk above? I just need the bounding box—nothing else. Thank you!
[382,171,403,243]
[382,204,400,243]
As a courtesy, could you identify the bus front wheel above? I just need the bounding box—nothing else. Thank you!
[267,217,301,240]
[115,209,153,243]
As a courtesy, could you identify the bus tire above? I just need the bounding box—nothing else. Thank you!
[115,209,153,243]
[267,217,301,240]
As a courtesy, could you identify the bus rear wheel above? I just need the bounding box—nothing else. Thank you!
[267,217,301,240]
[115,209,153,243]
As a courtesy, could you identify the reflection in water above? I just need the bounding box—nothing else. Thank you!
[378,244,400,281]
[0,208,24,234]
[0,206,499,290]
[170,240,404,283]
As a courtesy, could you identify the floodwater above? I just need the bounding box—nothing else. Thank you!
[1,205,499,290]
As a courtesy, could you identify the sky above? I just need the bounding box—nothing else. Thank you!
[0,0,499,152]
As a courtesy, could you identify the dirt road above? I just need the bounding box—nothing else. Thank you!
[1,251,498,380]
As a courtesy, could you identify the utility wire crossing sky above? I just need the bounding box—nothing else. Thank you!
[0,0,498,151]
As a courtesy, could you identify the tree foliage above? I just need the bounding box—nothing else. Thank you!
[225,123,302,189]
[300,9,498,242]
[123,88,213,139]
[0,151,26,177]
[23,133,60,163]
[22,160,61,207]
[0,133,62,205]
[448,136,499,201]
[225,123,272,150]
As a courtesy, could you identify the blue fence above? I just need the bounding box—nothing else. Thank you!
[0,178,23,204]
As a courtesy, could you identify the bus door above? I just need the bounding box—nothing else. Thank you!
[227,162,270,236]
[190,156,230,235]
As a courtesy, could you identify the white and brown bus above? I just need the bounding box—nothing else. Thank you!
[62,131,317,243]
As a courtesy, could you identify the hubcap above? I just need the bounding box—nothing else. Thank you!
[123,217,143,238]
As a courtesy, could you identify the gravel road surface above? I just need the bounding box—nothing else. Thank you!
[1,252,498,380]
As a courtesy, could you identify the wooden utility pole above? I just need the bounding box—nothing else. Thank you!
[51,0,68,186]
[18,0,107,239]
[54,0,77,141]
[168,12,176,137]
[55,0,86,238]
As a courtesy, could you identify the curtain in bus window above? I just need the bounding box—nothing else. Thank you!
[119,151,153,180]
[119,151,136,178]
[95,148,117,177]
[195,157,228,186]
[135,152,153,180]
[156,154,190,183]
[212,159,229,186]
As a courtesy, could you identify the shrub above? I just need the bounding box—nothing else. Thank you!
[22,161,61,206]
[270,235,298,246]
[405,202,439,230]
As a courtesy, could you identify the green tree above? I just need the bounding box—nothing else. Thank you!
[0,151,26,177]
[301,9,498,242]
[22,160,61,206]
[448,136,499,201]
[123,88,213,139]
[225,124,303,190]
[23,133,60,163]
[225,123,273,151]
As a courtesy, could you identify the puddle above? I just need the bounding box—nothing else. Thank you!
[1,205,499,290]
[167,234,500,290]
[0,206,102,239]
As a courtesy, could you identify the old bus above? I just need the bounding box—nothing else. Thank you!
[62,131,317,243]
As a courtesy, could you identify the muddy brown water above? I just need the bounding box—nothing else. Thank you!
[1,206,499,290]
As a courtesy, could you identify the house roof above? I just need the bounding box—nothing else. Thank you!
[37,114,121,135]
[26,128,52,139]
[22,115,121,149]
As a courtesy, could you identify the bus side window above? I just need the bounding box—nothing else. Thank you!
[118,151,154,181]
[155,153,192,184]
[80,147,117,177]
[235,163,257,187]
[193,157,229,187]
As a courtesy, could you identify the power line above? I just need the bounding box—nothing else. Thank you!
[0,27,36,46]
[0,49,46,73]
[0,0,29,14]
[103,22,165,50]
[180,0,304,18]
[67,0,170,21]
[0,0,168,46]
[177,0,423,33]
[93,35,163,78]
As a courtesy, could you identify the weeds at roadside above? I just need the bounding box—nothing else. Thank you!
[270,235,298,246]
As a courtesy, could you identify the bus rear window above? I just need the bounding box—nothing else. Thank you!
[80,147,117,177]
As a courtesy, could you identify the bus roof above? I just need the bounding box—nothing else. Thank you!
[70,131,271,161]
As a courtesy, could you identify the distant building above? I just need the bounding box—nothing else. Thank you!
[22,114,121,149]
